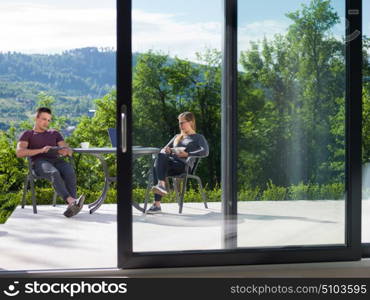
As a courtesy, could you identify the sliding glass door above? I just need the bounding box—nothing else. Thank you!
[117,0,362,268]
[237,0,347,248]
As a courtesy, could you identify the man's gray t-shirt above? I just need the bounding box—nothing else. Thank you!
[18,129,64,162]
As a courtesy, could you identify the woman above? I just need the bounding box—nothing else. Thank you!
[147,112,209,214]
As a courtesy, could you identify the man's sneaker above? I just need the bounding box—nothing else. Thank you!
[151,184,167,196]
[74,195,85,214]
[63,204,77,218]
[63,195,85,218]
[146,204,162,214]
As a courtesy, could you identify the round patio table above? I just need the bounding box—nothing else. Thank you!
[73,146,160,213]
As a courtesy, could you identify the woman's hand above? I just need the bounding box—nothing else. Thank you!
[176,150,188,158]
[161,147,171,154]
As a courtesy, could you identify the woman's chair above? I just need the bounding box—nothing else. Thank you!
[21,157,57,214]
[144,155,208,214]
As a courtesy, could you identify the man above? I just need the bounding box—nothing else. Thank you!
[16,107,84,218]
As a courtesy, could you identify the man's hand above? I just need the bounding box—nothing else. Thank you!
[58,148,73,157]
[40,146,52,153]
[57,141,72,156]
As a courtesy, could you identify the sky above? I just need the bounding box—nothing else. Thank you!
[0,0,367,60]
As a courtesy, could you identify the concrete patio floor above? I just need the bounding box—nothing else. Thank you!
[0,200,368,271]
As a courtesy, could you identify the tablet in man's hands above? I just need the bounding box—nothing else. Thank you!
[48,146,68,154]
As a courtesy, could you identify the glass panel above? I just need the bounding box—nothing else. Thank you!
[131,0,222,252]
[363,0,370,244]
[0,0,116,269]
[237,0,346,247]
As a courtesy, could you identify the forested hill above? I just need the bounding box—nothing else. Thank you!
[0,47,122,130]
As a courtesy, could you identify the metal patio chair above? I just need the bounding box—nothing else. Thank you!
[168,155,208,213]
[145,155,208,214]
[21,157,58,214]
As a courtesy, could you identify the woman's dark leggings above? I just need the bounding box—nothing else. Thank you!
[153,153,186,202]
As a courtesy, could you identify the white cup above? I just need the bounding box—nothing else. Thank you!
[174,147,186,154]
[80,142,90,149]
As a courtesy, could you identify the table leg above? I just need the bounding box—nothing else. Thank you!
[86,152,146,213]
[89,177,110,214]
[85,153,111,213]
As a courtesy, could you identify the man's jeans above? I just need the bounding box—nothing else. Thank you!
[33,158,77,201]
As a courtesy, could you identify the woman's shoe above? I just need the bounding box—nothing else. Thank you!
[151,184,168,196]
[146,204,162,214]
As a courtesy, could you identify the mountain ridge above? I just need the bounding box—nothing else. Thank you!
[0,47,125,130]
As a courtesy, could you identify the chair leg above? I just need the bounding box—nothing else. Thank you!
[21,176,29,209]
[143,169,153,213]
[52,191,57,207]
[30,179,37,214]
[172,178,180,205]
[196,176,208,209]
[179,177,187,214]
[165,177,171,192]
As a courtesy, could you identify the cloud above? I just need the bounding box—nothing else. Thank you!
[238,20,289,51]
[0,3,295,61]
[132,11,290,62]
[132,9,221,61]
[0,4,222,60]
[0,3,116,53]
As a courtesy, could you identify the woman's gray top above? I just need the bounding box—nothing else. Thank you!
[164,133,209,170]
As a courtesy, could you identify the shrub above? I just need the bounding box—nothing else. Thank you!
[320,183,344,200]
[308,184,321,200]
[238,187,260,201]
[261,180,287,201]
[206,185,222,202]
[0,130,27,193]
[289,182,309,200]
[0,192,21,224]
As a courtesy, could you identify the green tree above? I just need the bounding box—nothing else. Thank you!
[35,92,67,131]
[286,0,343,183]
[132,50,221,188]
[239,35,299,187]
[67,91,116,190]
[238,0,345,189]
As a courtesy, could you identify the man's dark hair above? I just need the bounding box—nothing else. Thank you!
[36,107,52,117]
